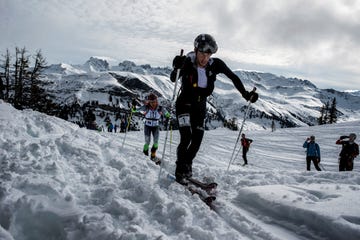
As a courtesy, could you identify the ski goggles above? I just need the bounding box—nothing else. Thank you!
[197,43,218,54]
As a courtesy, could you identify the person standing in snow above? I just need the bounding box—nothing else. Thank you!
[241,133,253,166]
[336,133,359,171]
[170,34,258,184]
[271,119,276,132]
[303,135,321,171]
[134,93,170,162]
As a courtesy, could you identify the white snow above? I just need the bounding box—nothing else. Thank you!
[1,100,359,240]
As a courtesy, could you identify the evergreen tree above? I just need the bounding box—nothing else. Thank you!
[27,50,49,112]
[329,97,337,124]
[318,98,338,125]
[323,101,330,124]
[318,105,325,125]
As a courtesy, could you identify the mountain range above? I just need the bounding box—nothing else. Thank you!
[42,57,360,130]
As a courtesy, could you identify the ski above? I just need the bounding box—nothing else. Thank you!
[187,177,217,195]
[150,156,161,165]
[187,185,216,209]
[167,174,217,209]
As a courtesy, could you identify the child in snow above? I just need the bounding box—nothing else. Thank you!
[170,33,258,184]
[241,133,253,166]
[303,135,321,171]
[336,133,359,171]
[134,93,170,161]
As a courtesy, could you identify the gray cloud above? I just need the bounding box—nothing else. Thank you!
[1,0,359,90]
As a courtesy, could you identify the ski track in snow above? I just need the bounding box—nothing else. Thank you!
[1,101,360,240]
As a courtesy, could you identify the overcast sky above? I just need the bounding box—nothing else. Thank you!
[1,0,359,90]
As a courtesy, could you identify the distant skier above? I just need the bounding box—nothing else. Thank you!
[120,118,127,133]
[170,33,258,184]
[271,120,276,132]
[134,93,170,161]
[241,133,253,166]
[303,135,321,171]
[336,133,359,171]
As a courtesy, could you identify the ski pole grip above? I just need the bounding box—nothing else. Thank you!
[180,49,184,56]
[249,86,257,102]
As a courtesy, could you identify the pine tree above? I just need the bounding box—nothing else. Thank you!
[27,50,49,112]
[319,98,337,125]
[329,97,337,124]
[323,101,330,124]
[318,105,325,125]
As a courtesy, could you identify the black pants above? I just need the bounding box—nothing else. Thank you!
[242,147,249,164]
[339,158,353,171]
[306,156,321,171]
[175,101,206,177]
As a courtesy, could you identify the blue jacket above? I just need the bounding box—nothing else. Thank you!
[303,141,321,158]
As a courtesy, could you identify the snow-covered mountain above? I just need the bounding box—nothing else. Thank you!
[345,90,360,97]
[42,57,360,130]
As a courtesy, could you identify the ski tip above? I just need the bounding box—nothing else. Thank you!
[208,182,218,188]
[204,196,216,204]
[150,157,161,165]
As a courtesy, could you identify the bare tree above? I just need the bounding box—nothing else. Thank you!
[0,49,12,100]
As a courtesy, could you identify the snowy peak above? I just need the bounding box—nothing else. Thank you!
[83,57,110,72]
[45,63,86,75]
[111,60,171,76]
[345,90,360,97]
[237,70,317,90]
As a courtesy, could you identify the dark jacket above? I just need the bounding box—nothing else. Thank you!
[241,138,253,149]
[336,137,359,160]
[171,52,247,106]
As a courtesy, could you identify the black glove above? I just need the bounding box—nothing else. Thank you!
[172,55,186,69]
[243,91,258,103]
[131,98,137,107]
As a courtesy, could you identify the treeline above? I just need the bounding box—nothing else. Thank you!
[0,47,56,113]
[318,97,337,125]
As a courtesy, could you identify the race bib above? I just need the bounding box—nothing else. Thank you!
[145,120,159,127]
[178,114,190,127]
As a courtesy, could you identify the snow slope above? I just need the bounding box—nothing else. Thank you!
[1,101,359,240]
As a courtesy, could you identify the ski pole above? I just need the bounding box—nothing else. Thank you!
[158,49,184,182]
[227,87,256,171]
[170,124,173,155]
[121,99,136,148]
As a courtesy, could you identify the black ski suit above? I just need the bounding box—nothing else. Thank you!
[170,52,249,179]
[336,137,359,171]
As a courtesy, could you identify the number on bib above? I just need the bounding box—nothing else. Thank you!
[178,114,190,127]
